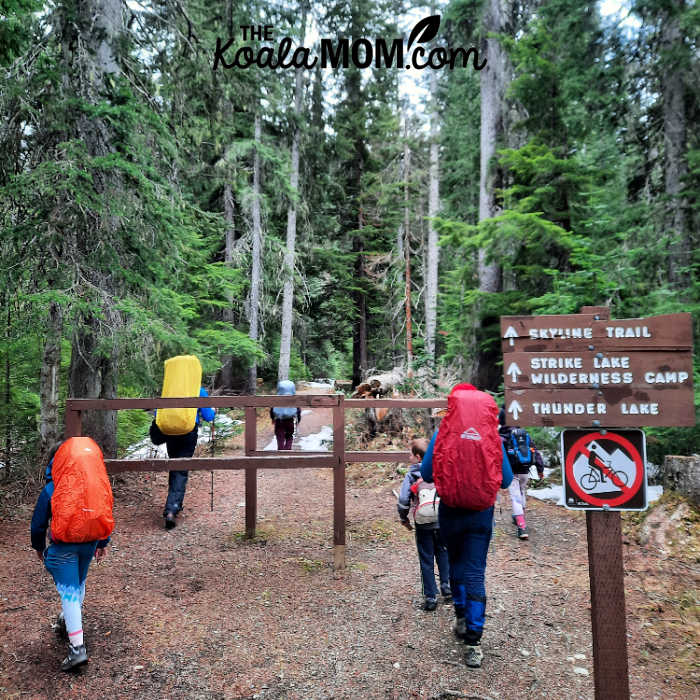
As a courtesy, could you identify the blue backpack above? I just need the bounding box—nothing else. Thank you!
[507,429,533,472]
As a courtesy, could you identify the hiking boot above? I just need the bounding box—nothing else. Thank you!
[464,644,483,668]
[423,597,438,611]
[517,526,529,540]
[164,512,176,529]
[60,644,88,671]
[453,617,467,640]
[442,590,453,604]
[52,612,67,639]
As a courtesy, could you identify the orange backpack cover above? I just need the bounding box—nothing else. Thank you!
[51,437,114,543]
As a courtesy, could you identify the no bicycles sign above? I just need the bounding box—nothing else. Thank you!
[561,429,647,511]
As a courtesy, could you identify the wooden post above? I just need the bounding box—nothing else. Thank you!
[244,406,257,539]
[64,404,82,438]
[332,394,346,569]
[586,510,630,700]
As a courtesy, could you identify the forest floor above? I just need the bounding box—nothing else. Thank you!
[0,385,698,699]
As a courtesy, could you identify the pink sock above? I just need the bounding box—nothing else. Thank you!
[515,514,526,528]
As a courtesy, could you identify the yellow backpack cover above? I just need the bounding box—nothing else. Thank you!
[155,355,202,436]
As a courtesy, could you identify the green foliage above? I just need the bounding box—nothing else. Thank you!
[1,0,699,472]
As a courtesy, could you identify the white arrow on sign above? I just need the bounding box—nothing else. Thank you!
[506,362,522,382]
[508,400,522,422]
[503,325,518,347]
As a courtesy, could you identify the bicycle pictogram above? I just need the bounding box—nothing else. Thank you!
[561,430,647,511]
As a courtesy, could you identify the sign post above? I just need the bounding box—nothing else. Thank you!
[501,307,694,700]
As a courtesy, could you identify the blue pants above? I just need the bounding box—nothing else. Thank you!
[164,427,198,515]
[44,541,97,642]
[415,526,450,600]
[438,503,494,644]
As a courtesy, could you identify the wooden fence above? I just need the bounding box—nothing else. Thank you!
[65,394,447,569]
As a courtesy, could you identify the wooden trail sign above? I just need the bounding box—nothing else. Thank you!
[500,307,694,700]
[502,312,694,428]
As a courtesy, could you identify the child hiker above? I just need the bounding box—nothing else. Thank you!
[498,408,544,540]
[31,438,114,671]
[397,438,451,611]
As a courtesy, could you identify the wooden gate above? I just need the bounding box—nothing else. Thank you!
[65,394,447,569]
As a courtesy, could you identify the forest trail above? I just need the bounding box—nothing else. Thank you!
[0,387,695,699]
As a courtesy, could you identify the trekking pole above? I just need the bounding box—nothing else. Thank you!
[210,419,215,511]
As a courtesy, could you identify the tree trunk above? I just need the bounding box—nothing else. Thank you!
[352,208,368,388]
[473,0,511,388]
[248,114,263,394]
[39,301,63,460]
[661,3,688,287]
[424,67,440,363]
[403,134,413,377]
[278,8,306,382]
[3,296,11,474]
[221,181,236,389]
[63,0,123,451]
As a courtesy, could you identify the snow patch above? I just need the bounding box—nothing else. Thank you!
[263,426,333,452]
[648,485,663,502]
[124,414,241,459]
[528,485,565,505]
[298,426,333,451]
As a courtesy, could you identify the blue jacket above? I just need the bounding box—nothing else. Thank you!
[420,429,513,498]
[30,460,110,552]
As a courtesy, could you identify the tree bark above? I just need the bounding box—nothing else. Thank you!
[661,2,688,287]
[221,181,236,389]
[248,114,263,394]
[62,0,124,451]
[278,7,307,382]
[403,134,413,377]
[39,301,63,460]
[473,0,511,389]
[424,67,440,363]
[3,296,11,474]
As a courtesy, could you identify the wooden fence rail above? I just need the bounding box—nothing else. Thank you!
[65,394,447,569]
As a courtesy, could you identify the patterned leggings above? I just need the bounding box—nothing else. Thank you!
[44,541,97,644]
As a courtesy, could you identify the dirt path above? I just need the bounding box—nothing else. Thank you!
[0,390,696,699]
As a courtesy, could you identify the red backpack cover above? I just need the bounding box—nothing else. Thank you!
[51,437,114,543]
[432,385,503,510]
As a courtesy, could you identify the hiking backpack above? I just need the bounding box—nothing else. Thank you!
[272,379,297,419]
[50,437,114,543]
[411,478,440,525]
[156,355,202,436]
[432,387,503,511]
[506,428,534,473]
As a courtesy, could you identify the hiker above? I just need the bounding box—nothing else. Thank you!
[397,437,451,612]
[31,438,114,671]
[420,383,512,669]
[148,355,215,529]
[151,385,215,529]
[270,380,301,450]
[499,409,544,540]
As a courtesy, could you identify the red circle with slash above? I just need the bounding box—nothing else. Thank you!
[565,431,644,507]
